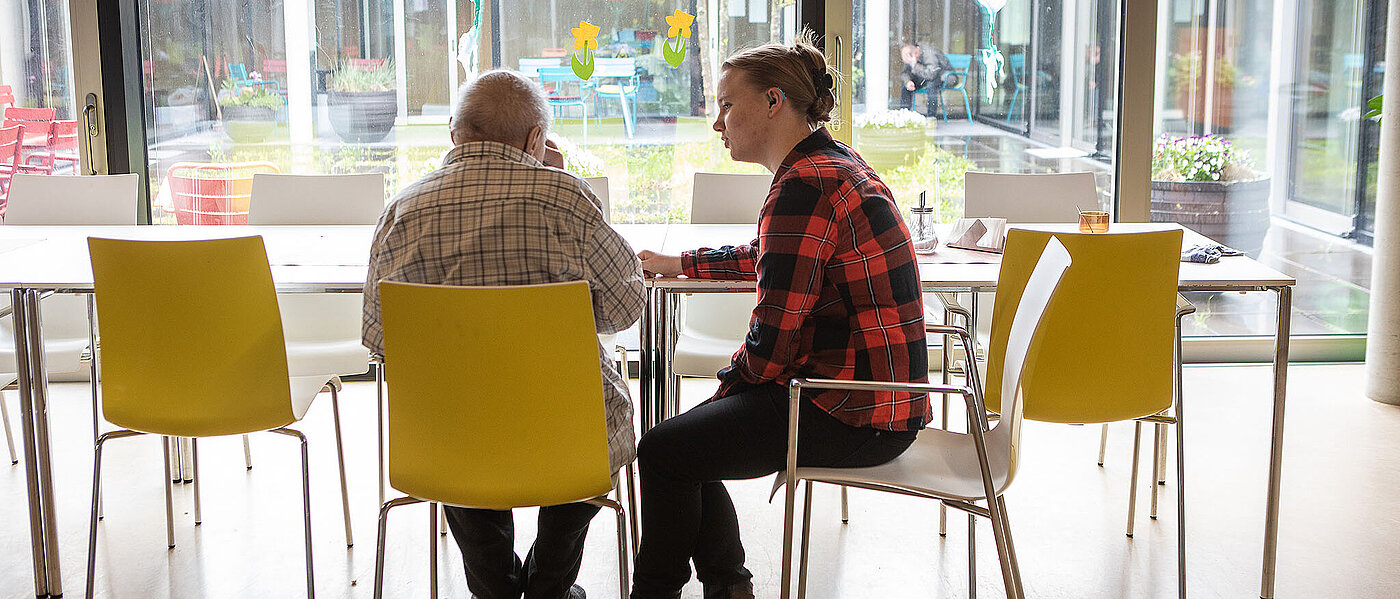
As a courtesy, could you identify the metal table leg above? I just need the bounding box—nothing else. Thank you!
[14,288,62,597]
[639,285,657,433]
[1260,285,1292,599]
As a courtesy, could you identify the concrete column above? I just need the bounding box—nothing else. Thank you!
[1366,0,1400,404]
[863,0,888,114]
[284,0,313,144]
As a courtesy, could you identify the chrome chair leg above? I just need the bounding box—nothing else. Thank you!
[169,436,181,483]
[376,361,387,506]
[967,513,976,599]
[192,438,203,525]
[797,482,814,599]
[994,495,1025,599]
[1157,421,1169,485]
[839,485,849,523]
[270,427,316,598]
[1150,423,1164,520]
[85,429,143,599]
[243,435,253,469]
[1,391,17,464]
[1127,422,1143,537]
[162,436,176,548]
[625,462,640,557]
[1097,424,1109,466]
[585,496,631,599]
[329,386,354,547]
[428,503,439,599]
[181,436,194,483]
[373,496,425,599]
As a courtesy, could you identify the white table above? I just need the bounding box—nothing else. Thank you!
[627,223,1298,599]
[0,225,372,598]
[3,222,1297,598]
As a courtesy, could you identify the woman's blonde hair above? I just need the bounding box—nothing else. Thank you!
[722,29,838,126]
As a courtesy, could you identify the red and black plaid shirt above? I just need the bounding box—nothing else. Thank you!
[681,128,930,431]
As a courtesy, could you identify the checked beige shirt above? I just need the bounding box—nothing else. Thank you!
[362,141,645,472]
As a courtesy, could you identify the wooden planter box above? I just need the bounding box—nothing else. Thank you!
[1149,177,1271,257]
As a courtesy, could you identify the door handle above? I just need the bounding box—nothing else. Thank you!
[82,93,99,175]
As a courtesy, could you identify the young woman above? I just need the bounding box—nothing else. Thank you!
[631,33,931,599]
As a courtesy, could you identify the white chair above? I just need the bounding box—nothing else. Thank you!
[774,235,1074,599]
[672,173,771,379]
[249,173,386,226]
[1,173,140,465]
[922,171,1097,536]
[248,172,385,547]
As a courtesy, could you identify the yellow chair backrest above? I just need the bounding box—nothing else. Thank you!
[380,280,613,510]
[88,236,296,437]
[984,229,1182,424]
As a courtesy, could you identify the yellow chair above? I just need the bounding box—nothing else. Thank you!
[83,236,351,599]
[372,280,629,599]
[774,233,1075,599]
[981,229,1190,597]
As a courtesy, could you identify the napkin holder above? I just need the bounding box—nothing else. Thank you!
[945,218,1008,253]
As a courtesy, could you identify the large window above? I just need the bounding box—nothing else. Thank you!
[1,0,79,182]
[1151,0,1377,341]
[849,0,1118,224]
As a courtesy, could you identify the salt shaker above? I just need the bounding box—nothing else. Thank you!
[910,191,939,254]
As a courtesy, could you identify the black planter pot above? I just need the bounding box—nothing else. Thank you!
[328,90,398,143]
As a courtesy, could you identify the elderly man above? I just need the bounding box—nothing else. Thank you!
[363,69,644,599]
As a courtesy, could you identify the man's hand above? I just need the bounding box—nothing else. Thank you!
[906,81,916,91]
[543,139,565,169]
[637,250,683,278]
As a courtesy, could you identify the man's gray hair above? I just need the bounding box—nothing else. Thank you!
[450,70,552,145]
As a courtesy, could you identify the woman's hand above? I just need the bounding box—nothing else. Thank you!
[637,250,683,278]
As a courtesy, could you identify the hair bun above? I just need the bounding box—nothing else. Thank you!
[814,70,835,92]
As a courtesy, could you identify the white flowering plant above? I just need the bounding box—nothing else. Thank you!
[1151,134,1256,182]
[855,109,930,130]
[552,134,605,177]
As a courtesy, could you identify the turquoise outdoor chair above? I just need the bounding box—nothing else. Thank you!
[939,53,973,122]
[538,66,590,142]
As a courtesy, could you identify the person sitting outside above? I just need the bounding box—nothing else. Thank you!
[899,42,955,116]
[362,69,645,599]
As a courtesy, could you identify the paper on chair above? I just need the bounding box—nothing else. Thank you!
[945,218,1007,253]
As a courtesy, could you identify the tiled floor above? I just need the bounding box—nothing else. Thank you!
[3,365,1399,598]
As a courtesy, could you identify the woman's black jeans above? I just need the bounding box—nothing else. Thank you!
[629,382,917,598]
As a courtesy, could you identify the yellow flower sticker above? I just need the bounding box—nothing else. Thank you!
[662,9,694,68]
[569,20,599,79]
[571,21,600,50]
[665,9,694,39]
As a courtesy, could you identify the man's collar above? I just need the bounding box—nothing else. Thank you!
[442,140,542,168]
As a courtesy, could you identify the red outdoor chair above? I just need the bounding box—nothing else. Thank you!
[163,161,280,225]
[0,85,15,109]
[3,106,56,151]
[23,120,79,175]
[0,124,26,216]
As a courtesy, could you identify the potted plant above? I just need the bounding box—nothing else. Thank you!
[1150,134,1271,257]
[327,60,398,143]
[854,109,933,171]
[217,79,282,143]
